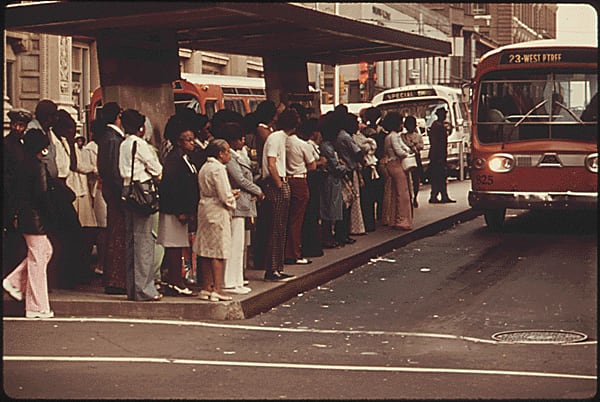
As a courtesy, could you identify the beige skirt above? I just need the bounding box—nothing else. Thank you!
[193,205,232,260]
[157,213,190,248]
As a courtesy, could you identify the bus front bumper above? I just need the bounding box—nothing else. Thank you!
[468,190,598,210]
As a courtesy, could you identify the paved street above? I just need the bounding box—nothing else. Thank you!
[3,209,596,399]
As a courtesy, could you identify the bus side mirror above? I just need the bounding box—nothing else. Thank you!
[461,83,472,100]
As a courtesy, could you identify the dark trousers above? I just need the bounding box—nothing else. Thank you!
[360,168,379,232]
[334,206,351,244]
[102,187,127,289]
[411,154,423,202]
[262,179,290,273]
[301,171,323,257]
[253,201,266,270]
[372,166,384,220]
[285,178,310,260]
[428,161,449,200]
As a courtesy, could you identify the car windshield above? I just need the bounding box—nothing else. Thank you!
[476,70,597,144]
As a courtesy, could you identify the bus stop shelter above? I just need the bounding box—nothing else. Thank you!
[5,1,451,143]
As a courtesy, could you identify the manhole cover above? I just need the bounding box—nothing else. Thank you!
[492,330,588,344]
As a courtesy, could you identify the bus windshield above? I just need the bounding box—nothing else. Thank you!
[377,99,451,129]
[476,69,597,144]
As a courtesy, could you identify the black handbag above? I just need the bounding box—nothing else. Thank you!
[121,141,160,215]
[43,167,81,230]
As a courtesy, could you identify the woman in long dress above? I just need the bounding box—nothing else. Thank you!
[385,112,414,230]
[193,139,239,302]
[318,112,350,248]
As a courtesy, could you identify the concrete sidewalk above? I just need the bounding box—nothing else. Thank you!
[3,180,481,321]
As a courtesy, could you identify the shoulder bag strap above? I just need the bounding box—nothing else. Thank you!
[130,140,137,183]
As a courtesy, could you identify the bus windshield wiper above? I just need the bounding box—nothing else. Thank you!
[553,100,584,123]
[515,99,547,127]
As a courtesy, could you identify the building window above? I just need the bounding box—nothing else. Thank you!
[6,61,15,104]
[472,3,488,15]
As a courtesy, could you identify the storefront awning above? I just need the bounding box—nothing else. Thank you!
[5,1,451,65]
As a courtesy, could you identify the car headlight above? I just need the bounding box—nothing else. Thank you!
[585,153,598,173]
[488,153,515,173]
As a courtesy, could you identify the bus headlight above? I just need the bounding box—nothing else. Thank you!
[585,153,598,173]
[488,153,515,173]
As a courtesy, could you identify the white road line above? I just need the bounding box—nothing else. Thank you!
[3,355,596,380]
[4,317,596,346]
[0,317,496,344]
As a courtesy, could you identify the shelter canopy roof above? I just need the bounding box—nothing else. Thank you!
[5,1,451,65]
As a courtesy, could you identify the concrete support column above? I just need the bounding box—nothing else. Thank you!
[384,61,392,89]
[428,57,434,85]
[392,60,399,88]
[262,56,309,106]
[96,30,179,147]
[226,55,247,76]
[187,51,203,74]
[399,59,407,87]
[376,61,384,87]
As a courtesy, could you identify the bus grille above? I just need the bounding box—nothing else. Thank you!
[516,155,533,167]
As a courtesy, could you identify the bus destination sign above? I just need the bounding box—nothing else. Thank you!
[383,88,436,101]
[500,49,595,65]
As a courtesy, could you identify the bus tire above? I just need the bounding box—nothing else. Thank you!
[484,208,506,230]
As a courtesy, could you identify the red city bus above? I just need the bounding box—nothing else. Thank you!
[175,73,266,119]
[86,74,266,136]
[468,39,597,229]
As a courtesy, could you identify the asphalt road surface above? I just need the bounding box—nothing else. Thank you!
[3,210,597,399]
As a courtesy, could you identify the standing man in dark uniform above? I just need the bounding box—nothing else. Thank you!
[96,102,128,294]
[428,107,456,203]
[3,109,33,276]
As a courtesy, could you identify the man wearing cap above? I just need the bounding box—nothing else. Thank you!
[428,107,456,203]
[5,109,33,208]
[3,109,33,275]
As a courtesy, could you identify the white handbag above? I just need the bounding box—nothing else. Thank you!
[399,135,417,171]
[401,153,417,171]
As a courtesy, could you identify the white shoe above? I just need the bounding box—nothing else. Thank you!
[25,310,54,319]
[198,290,212,300]
[225,286,252,295]
[3,278,23,302]
[210,291,233,302]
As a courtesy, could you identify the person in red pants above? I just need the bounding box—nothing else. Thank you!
[284,118,316,265]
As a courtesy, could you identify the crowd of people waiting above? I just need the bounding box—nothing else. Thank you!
[3,97,456,317]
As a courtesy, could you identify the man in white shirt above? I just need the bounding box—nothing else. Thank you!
[284,126,316,265]
[119,108,163,302]
[260,108,300,282]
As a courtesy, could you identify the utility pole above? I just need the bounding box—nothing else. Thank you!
[333,2,340,106]
[315,3,321,103]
